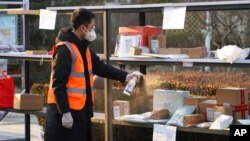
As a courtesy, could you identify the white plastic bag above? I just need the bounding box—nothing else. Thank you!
[217,45,248,63]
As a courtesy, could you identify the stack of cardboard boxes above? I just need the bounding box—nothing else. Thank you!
[184,88,249,125]
[183,97,210,126]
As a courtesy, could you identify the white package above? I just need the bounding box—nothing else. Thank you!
[153,89,189,116]
[115,35,141,58]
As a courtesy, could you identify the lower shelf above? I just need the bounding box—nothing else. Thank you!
[0,109,229,136]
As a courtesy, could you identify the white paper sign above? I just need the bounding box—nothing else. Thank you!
[39,9,57,30]
[163,7,186,29]
[153,124,177,141]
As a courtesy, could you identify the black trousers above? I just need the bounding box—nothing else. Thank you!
[44,104,93,141]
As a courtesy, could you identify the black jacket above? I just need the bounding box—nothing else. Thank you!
[51,29,127,115]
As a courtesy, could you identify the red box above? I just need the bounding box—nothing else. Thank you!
[119,26,162,46]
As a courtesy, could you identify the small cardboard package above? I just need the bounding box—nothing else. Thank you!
[113,100,130,119]
[148,34,166,53]
[188,47,207,58]
[213,106,233,121]
[216,88,249,120]
[199,100,217,121]
[184,96,208,114]
[130,47,142,55]
[182,47,207,58]
[183,114,205,127]
[150,109,169,120]
[159,48,182,54]
[13,94,44,110]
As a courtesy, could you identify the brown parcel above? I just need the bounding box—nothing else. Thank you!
[188,47,207,58]
[184,97,208,114]
[13,94,44,110]
[113,100,130,119]
[159,48,182,54]
[130,47,142,55]
[216,88,249,120]
[183,114,205,127]
[148,34,166,49]
[150,109,169,120]
[213,106,233,121]
[199,100,217,121]
[182,47,207,58]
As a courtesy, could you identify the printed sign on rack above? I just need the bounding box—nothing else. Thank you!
[39,9,57,30]
[153,124,177,141]
[162,7,187,29]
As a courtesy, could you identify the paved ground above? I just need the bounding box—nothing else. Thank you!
[0,112,43,141]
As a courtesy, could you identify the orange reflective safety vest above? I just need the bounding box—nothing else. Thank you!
[47,41,94,110]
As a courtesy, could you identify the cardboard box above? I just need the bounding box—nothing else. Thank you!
[150,109,169,120]
[130,47,142,55]
[216,88,249,119]
[159,48,182,54]
[13,94,44,110]
[119,26,162,46]
[182,47,207,58]
[199,100,217,121]
[183,114,205,127]
[188,47,207,58]
[213,106,233,121]
[184,97,208,113]
[113,100,130,119]
[148,34,166,53]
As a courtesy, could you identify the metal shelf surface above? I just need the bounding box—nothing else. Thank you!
[110,57,250,67]
[91,113,229,136]
[47,0,250,11]
[0,53,105,61]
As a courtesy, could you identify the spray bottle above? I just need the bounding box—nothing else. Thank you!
[123,77,137,96]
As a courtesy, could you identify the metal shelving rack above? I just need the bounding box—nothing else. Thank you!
[0,1,250,141]
[47,1,250,141]
[0,1,34,141]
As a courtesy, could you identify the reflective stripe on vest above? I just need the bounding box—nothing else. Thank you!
[47,41,94,110]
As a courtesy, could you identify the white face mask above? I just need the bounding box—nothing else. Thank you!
[85,29,96,42]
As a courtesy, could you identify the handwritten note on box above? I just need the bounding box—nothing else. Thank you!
[153,124,177,141]
[163,7,186,29]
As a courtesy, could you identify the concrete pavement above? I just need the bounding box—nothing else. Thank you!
[0,112,43,141]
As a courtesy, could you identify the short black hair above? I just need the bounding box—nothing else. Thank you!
[71,8,95,30]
